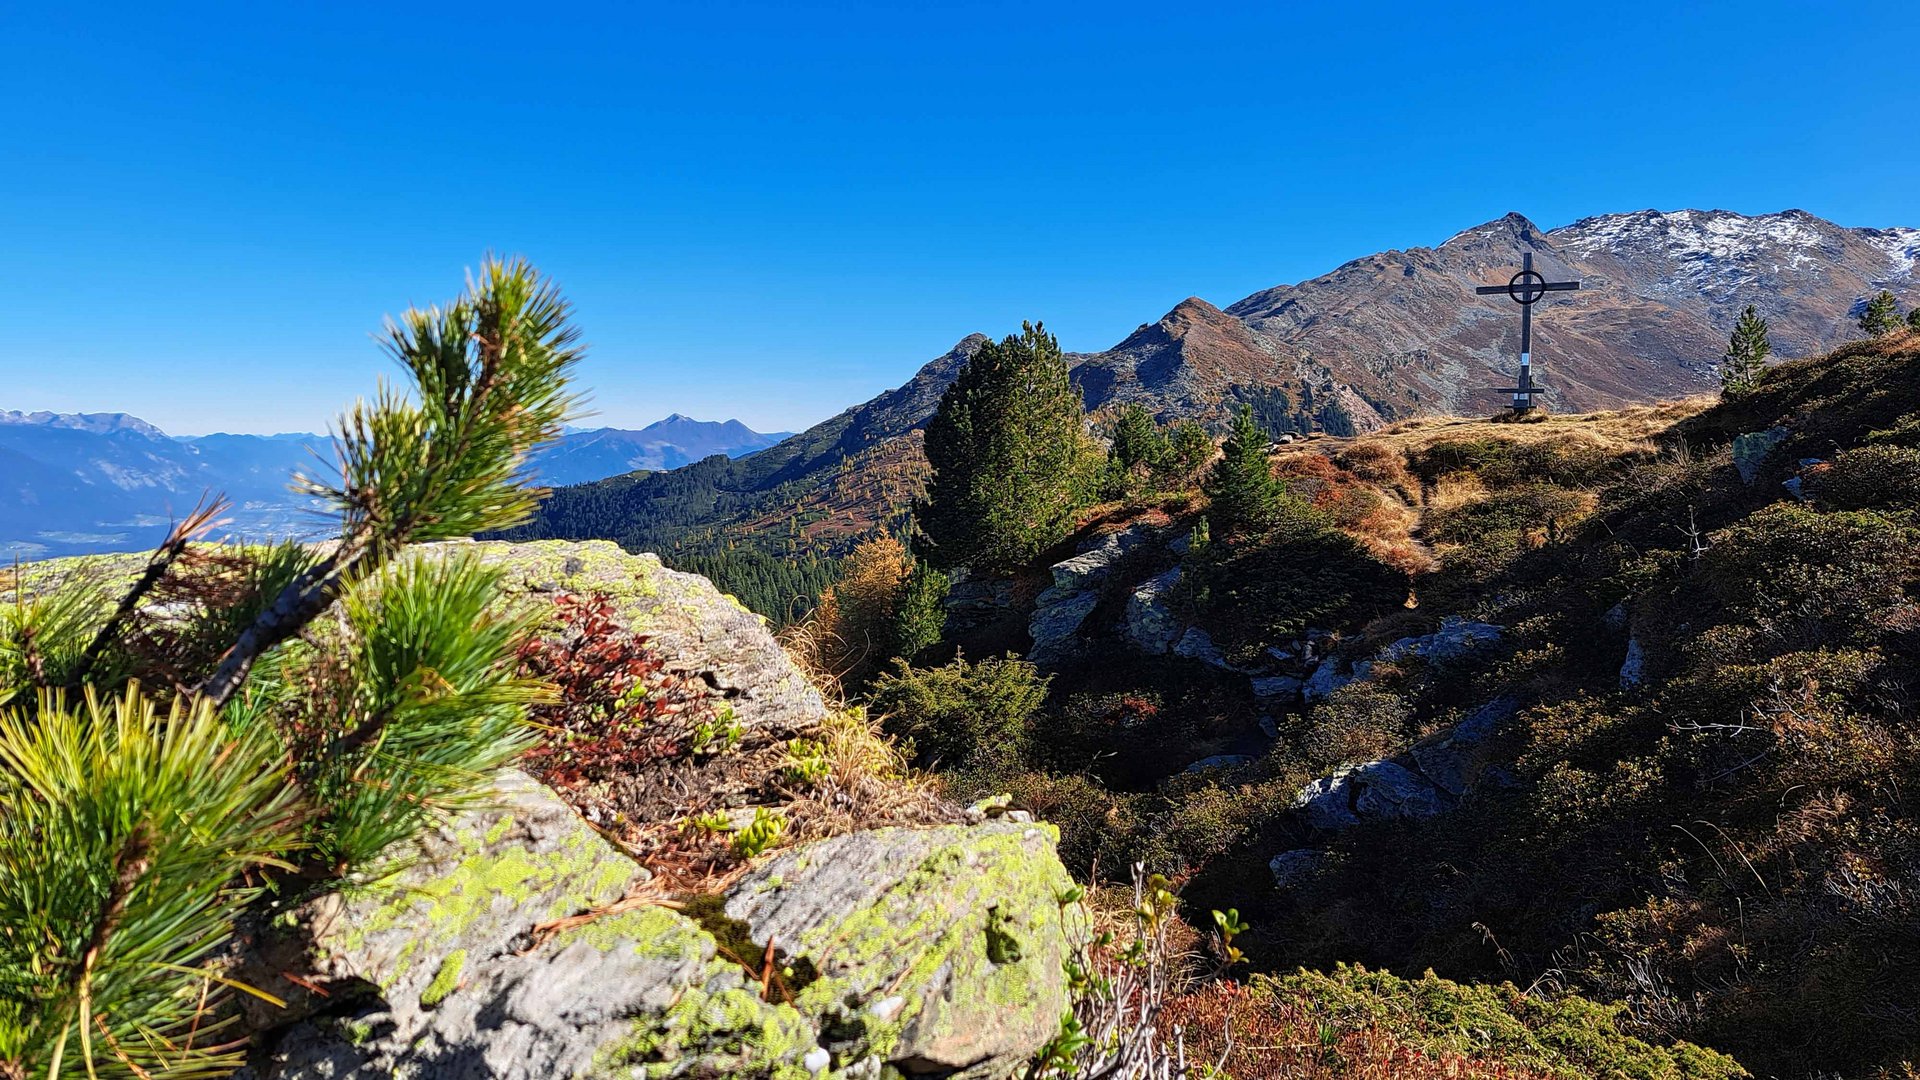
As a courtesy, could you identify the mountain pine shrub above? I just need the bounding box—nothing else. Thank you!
[0,257,580,1079]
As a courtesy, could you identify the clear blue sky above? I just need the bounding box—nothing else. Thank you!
[3,1,1915,436]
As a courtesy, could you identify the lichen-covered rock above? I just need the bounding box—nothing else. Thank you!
[726,822,1076,1079]
[246,784,1076,1079]
[1732,426,1789,484]
[234,769,647,1033]
[1124,567,1186,655]
[458,539,828,738]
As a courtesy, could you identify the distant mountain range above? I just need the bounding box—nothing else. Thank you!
[0,411,786,559]
[508,207,1919,615]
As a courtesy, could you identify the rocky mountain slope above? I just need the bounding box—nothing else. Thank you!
[0,412,785,559]
[516,209,1917,617]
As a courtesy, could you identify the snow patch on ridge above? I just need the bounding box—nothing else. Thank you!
[1864,227,1920,277]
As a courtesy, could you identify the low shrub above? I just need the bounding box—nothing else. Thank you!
[867,653,1049,772]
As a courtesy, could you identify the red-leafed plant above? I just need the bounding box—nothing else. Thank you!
[516,592,712,789]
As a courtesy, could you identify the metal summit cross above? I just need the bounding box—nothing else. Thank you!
[1476,251,1579,414]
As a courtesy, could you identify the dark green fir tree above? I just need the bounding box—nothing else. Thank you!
[915,322,1090,572]
[1720,304,1772,397]
[1859,290,1902,337]
[1203,403,1287,535]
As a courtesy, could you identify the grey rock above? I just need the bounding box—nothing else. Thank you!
[1292,771,1361,830]
[1184,754,1255,774]
[1407,697,1517,797]
[1377,616,1503,665]
[1782,475,1808,501]
[726,822,1076,1079]
[1732,426,1789,484]
[1028,589,1101,665]
[1124,567,1186,655]
[1303,658,1354,702]
[1619,635,1647,689]
[1172,626,1260,673]
[1268,849,1329,889]
[1251,675,1304,703]
[1038,523,1161,602]
[1351,760,1451,820]
[464,540,828,738]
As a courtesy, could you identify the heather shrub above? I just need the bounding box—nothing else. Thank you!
[867,653,1049,771]
[1700,504,1920,649]
[1816,443,1920,510]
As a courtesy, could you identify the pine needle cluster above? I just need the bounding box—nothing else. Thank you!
[0,257,580,1078]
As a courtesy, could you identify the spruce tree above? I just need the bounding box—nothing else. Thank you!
[1720,304,1772,397]
[1908,307,1920,331]
[1109,404,1166,473]
[1859,290,1902,337]
[1203,403,1286,535]
[916,323,1090,572]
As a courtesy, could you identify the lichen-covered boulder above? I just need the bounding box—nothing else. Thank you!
[458,539,828,738]
[245,783,1076,1079]
[726,822,1076,1079]
[1124,567,1186,655]
[232,768,647,1034]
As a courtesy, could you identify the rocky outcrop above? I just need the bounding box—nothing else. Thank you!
[1124,568,1186,655]
[1028,522,1166,665]
[234,542,1075,1079]
[1732,427,1789,484]
[1288,697,1519,836]
[463,539,828,738]
[1304,617,1502,702]
[243,780,1075,1080]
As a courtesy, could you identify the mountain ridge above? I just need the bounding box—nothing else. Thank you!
[517,207,1918,616]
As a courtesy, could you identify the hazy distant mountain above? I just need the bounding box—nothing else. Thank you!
[0,412,785,559]
[513,207,1918,616]
[523,414,790,487]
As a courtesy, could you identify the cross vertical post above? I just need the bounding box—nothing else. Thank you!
[1475,250,1580,415]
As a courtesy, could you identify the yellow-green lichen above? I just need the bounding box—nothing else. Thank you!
[421,949,466,1007]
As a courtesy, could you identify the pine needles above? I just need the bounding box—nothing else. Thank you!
[0,256,583,1079]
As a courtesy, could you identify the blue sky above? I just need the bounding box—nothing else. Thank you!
[3,1,1915,436]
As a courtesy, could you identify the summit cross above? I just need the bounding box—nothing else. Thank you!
[1475,251,1580,414]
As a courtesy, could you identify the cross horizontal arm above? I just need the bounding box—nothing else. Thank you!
[1474,281,1581,294]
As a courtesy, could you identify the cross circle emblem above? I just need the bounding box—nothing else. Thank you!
[1507,269,1548,305]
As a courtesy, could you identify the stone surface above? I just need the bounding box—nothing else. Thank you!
[246,806,1076,1079]
[1251,675,1304,703]
[1407,697,1519,798]
[726,822,1076,1079]
[1268,849,1330,889]
[1732,426,1789,484]
[1619,636,1647,689]
[1303,658,1356,702]
[462,539,828,738]
[1124,567,1187,655]
[1027,589,1101,666]
[1376,616,1503,665]
[1037,522,1161,604]
[1184,754,1255,774]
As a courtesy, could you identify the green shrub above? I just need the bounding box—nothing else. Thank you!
[1197,518,1405,661]
[1302,682,1415,769]
[0,258,580,1079]
[1816,444,1920,510]
[1261,965,1746,1080]
[1701,504,1920,649]
[867,653,1049,771]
